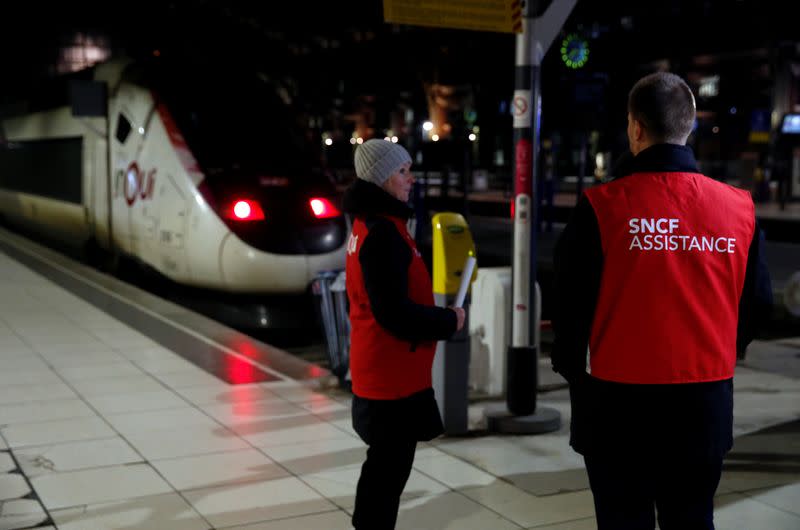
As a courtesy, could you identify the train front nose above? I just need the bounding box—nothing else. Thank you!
[219,233,346,293]
[203,176,348,293]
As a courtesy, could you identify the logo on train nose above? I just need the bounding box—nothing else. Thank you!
[121,161,156,206]
[346,233,358,255]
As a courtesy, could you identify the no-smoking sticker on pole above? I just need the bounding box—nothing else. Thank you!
[512,89,531,128]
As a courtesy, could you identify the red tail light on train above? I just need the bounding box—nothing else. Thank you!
[309,197,340,219]
[225,199,266,221]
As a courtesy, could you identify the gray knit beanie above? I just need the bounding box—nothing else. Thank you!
[354,139,412,186]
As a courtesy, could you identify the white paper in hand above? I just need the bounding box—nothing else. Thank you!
[454,256,476,308]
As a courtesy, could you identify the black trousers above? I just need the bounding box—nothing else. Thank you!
[584,452,723,530]
[352,438,417,530]
[350,389,443,530]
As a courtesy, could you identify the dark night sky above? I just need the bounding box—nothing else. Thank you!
[2,0,791,87]
[1,1,794,164]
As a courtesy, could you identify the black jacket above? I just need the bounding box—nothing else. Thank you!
[343,178,456,342]
[552,144,773,457]
[343,178,455,444]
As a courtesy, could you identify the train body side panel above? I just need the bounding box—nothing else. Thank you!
[0,108,106,247]
[0,191,88,244]
[109,82,207,283]
[91,135,111,249]
[109,84,150,256]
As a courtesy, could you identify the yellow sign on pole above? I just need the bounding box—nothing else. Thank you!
[383,0,523,34]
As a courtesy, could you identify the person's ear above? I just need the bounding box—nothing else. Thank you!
[632,118,645,142]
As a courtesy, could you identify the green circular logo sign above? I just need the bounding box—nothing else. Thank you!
[561,33,590,69]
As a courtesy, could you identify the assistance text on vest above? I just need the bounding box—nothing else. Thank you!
[628,218,736,253]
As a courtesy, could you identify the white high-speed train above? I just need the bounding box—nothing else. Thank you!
[0,58,347,297]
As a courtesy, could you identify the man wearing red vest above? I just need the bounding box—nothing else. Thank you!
[343,139,465,529]
[552,72,772,529]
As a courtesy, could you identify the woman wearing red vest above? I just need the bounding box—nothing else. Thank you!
[553,72,772,529]
[343,139,465,530]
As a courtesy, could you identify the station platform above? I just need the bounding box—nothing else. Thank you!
[0,226,798,530]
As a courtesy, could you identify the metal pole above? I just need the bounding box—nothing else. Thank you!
[487,0,575,434]
[507,10,539,415]
[315,272,340,375]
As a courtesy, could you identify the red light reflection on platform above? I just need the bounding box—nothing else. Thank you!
[221,337,329,382]
[224,356,261,385]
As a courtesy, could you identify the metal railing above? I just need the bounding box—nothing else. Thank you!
[312,270,350,387]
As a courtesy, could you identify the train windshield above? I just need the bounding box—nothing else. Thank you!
[148,64,317,175]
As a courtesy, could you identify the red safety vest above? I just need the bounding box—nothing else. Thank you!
[346,216,437,399]
[585,172,755,384]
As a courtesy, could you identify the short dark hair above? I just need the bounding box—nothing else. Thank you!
[628,72,696,144]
